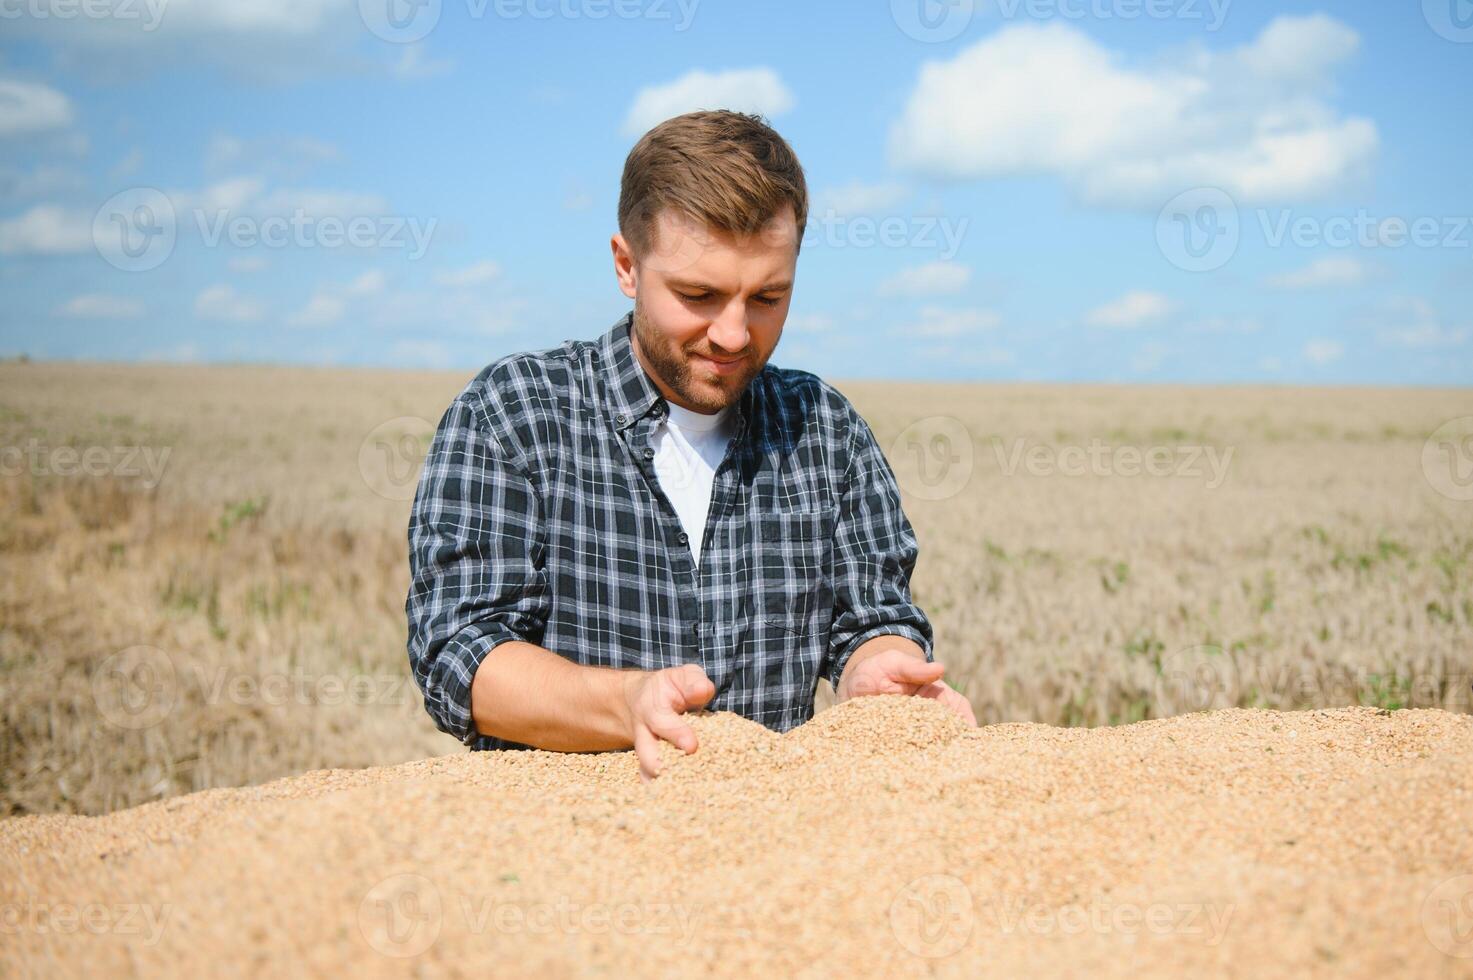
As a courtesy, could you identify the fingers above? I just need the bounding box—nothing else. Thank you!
[630,665,711,783]
[672,664,716,709]
[632,723,662,782]
[887,655,946,689]
[949,689,978,726]
[646,706,699,756]
[917,681,978,726]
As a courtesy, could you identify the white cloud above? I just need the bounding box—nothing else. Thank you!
[0,204,93,254]
[1084,290,1176,329]
[815,181,911,216]
[173,176,391,220]
[141,342,203,363]
[54,294,144,319]
[917,343,1014,367]
[1369,297,1470,350]
[285,269,386,327]
[0,164,86,201]
[1130,342,1168,374]
[366,288,527,336]
[888,16,1377,208]
[622,67,795,137]
[205,133,340,179]
[393,44,454,80]
[1266,256,1369,289]
[897,305,1000,339]
[194,283,264,323]
[877,261,971,297]
[434,260,501,287]
[286,292,345,328]
[1185,316,1263,335]
[0,79,74,137]
[110,146,144,180]
[7,0,368,81]
[345,269,385,295]
[387,339,457,369]
[786,313,834,333]
[1303,338,1345,364]
[228,255,269,273]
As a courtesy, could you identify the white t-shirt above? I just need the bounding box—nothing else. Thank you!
[651,399,738,565]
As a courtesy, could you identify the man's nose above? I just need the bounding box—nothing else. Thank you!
[709,304,750,354]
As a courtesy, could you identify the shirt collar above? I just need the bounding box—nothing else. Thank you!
[600,308,757,439]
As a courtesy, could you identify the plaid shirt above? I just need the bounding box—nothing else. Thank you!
[405,310,934,750]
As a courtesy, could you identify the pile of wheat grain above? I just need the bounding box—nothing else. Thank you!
[3,696,1471,977]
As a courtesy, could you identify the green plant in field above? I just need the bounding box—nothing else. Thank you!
[1100,560,1130,595]
[1361,673,1411,712]
[208,496,270,543]
[1124,630,1164,660]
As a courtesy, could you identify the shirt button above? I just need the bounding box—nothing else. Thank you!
[677,531,689,544]
[615,413,628,425]
[642,447,655,460]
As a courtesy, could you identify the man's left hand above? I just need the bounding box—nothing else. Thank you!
[836,646,978,726]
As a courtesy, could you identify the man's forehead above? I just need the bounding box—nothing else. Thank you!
[652,206,797,250]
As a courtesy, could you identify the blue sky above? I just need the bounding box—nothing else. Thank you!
[1,0,1470,383]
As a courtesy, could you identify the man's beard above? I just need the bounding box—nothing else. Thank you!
[631,302,765,414]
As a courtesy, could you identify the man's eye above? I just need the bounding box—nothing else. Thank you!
[754,295,781,307]
[678,292,712,303]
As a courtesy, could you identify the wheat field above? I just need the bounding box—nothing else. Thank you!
[1,359,1469,816]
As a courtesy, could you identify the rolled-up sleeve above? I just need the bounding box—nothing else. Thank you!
[823,404,935,691]
[405,384,548,744]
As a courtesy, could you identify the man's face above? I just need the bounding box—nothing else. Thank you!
[613,205,797,414]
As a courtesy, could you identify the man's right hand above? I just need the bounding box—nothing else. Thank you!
[621,664,716,782]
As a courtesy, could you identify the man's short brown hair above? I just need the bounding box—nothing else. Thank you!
[618,109,808,263]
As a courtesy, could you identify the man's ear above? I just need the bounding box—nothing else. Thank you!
[611,234,638,300]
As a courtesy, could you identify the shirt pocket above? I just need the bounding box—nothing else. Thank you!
[755,508,834,635]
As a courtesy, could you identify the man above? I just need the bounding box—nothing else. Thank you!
[406,109,975,781]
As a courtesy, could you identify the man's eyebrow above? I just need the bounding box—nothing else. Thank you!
[668,278,793,293]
